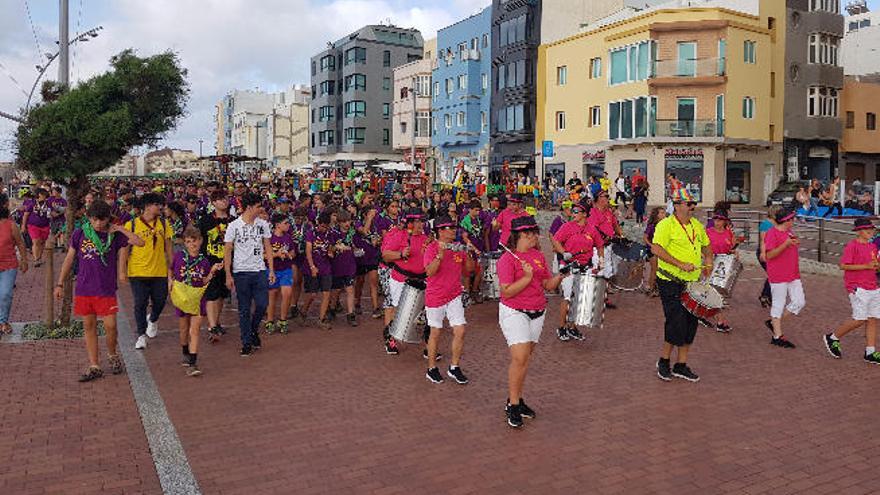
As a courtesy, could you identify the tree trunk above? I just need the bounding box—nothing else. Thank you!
[43,233,55,328]
[59,175,87,327]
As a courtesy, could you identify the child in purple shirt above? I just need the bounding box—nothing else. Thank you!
[331,210,358,326]
[301,211,334,329]
[266,213,297,334]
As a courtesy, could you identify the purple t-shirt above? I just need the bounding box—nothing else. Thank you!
[171,251,213,288]
[331,227,357,277]
[25,199,51,228]
[70,228,128,297]
[354,219,380,266]
[481,209,501,251]
[305,226,333,276]
[270,232,296,271]
[460,214,486,253]
[549,215,566,236]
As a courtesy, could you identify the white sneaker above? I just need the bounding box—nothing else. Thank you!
[135,335,147,350]
[146,320,158,338]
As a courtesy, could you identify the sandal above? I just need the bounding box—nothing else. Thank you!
[78,366,104,382]
[108,354,125,375]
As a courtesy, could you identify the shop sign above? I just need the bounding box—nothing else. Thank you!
[665,148,704,160]
[582,150,606,162]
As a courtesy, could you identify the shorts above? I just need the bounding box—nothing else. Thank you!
[561,273,574,301]
[268,268,293,289]
[426,295,466,328]
[74,295,119,317]
[385,277,406,309]
[357,264,378,276]
[378,266,391,298]
[304,274,332,293]
[205,270,231,301]
[849,288,880,321]
[27,224,50,241]
[499,302,545,346]
[657,277,698,346]
[332,275,354,290]
[769,279,805,319]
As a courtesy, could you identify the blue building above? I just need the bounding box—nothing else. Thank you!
[432,7,492,181]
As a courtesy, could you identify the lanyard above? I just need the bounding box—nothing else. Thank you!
[676,216,697,247]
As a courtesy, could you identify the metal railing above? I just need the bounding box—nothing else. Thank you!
[651,57,726,79]
[655,119,723,138]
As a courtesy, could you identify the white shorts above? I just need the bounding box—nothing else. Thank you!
[593,247,615,279]
[849,288,880,321]
[499,302,545,347]
[388,278,405,308]
[426,295,466,328]
[561,274,574,301]
[769,279,805,319]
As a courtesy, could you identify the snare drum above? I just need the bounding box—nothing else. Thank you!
[567,267,607,328]
[609,242,648,291]
[680,282,725,320]
[708,254,742,298]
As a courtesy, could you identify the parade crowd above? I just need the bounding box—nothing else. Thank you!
[2,168,879,429]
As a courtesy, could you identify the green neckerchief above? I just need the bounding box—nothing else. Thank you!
[460,214,481,237]
[344,226,356,245]
[82,222,115,266]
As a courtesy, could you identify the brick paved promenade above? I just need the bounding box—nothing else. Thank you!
[2,251,879,494]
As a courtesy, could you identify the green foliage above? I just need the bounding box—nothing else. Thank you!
[22,320,105,340]
[16,49,189,182]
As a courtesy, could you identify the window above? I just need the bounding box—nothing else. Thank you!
[416,111,430,137]
[846,111,855,128]
[742,97,755,119]
[446,78,453,95]
[383,77,391,91]
[382,129,390,145]
[311,61,316,76]
[344,127,365,144]
[609,97,656,140]
[458,74,468,90]
[382,103,390,119]
[556,111,566,131]
[481,111,487,133]
[590,106,601,127]
[497,104,525,132]
[808,86,838,117]
[345,47,366,65]
[432,116,437,135]
[444,114,452,135]
[319,80,335,95]
[497,65,506,90]
[609,41,654,85]
[400,122,407,135]
[677,42,696,77]
[482,34,489,48]
[311,133,315,147]
[499,15,527,47]
[320,55,335,71]
[590,58,602,79]
[458,42,467,61]
[319,105,334,122]
[433,81,440,97]
[416,75,430,97]
[481,73,488,92]
[868,113,877,131]
[344,100,366,117]
[725,161,751,204]
[716,94,725,136]
[809,0,839,14]
[808,34,840,66]
[718,39,727,75]
[318,130,335,146]
[743,41,756,64]
[383,50,391,67]
[457,111,465,127]
[345,74,366,91]
[557,66,568,85]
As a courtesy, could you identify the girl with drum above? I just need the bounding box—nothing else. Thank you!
[706,210,738,333]
[551,203,604,341]
[497,216,566,428]
[763,208,803,349]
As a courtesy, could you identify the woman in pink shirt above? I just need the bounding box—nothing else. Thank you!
[706,211,738,333]
[762,209,803,348]
[497,216,566,428]
[492,194,528,247]
[423,216,469,385]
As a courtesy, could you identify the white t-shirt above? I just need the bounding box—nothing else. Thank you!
[615,177,626,193]
[224,217,272,273]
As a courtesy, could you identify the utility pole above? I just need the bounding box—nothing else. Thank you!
[59,0,70,87]
[411,76,417,173]
[199,139,203,157]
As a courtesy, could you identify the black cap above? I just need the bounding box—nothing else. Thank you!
[511,215,539,232]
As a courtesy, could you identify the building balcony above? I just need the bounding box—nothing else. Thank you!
[650,58,727,86]
[654,119,724,138]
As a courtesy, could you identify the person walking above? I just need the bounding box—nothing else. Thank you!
[123,193,174,350]
[0,193,28,335]
[224,192,275,356]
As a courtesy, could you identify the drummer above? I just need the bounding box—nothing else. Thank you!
[551,203,604,342]
[706,210,738,333]
[651,189,712,383]
[492,193,529,247]
[460,199,485,305]
[587,190,622,309]
[423,216,469,385]
[497,216,566,428]
[380,209,430,355]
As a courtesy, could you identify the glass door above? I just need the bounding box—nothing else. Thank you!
[677,42,696,77]
[677,97,696,137]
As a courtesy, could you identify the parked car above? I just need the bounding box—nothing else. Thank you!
[766,180,809,207]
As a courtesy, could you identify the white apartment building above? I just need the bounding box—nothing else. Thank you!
[842,1,880,76]
[392,58,433,167]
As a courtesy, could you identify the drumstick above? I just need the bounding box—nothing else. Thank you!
[498,242,523,262]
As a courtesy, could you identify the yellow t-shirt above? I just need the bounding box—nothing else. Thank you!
[126,217,173,277]
[652,215,709,282]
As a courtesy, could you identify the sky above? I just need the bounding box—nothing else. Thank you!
[0,0,491,161]
[0,0,877,162]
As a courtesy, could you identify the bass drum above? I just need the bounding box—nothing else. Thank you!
[567,268,607,328]
[480,251,502,300]
[609,241,648,291]
[388,279,426,344]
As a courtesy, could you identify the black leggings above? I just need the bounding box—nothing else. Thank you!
[823,202,843,217]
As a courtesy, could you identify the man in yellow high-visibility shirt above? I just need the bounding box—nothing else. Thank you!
[651,189,713,384]
[121,193,174,351]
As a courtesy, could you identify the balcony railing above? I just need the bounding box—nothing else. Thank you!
[651,57,726,79]
[654,119,724,138]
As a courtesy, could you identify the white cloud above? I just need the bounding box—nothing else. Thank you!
[0,0,489,161]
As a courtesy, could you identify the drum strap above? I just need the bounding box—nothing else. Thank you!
[657,267,687,285]
[516,308,545,320]
[388,261,427,280]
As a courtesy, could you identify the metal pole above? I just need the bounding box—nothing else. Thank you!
[411,77,417,175]
[199,139,203,157]
[874,180,879,216]
[58,0,69,87]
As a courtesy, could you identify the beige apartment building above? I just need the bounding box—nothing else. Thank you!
[840,75,880,184]
[392,57,433,168]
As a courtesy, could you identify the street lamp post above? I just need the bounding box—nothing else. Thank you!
[26,26,103,114]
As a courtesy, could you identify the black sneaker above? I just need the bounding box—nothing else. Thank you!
[716,322,732,333]
[604,298,617,310]
[506,403,523,428]
[671,363,700,382]
[240,345,253,357]
[656,358,672,381]
[771,336,796,349]
[346,313,358,327]
[447,366,469,384]
[425,367,444,384]
[384,338,399,355]
[567,327,585,341]
[517,399,535,419]
[556,327,571,341]
[252,335,262,350]
[423,349,443,361]
[697,317,713,328]
[764,319,775,337]
[865,351,880,365]
[824,333,842,358]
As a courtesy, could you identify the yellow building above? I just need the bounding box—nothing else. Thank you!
[537,1,786,207]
